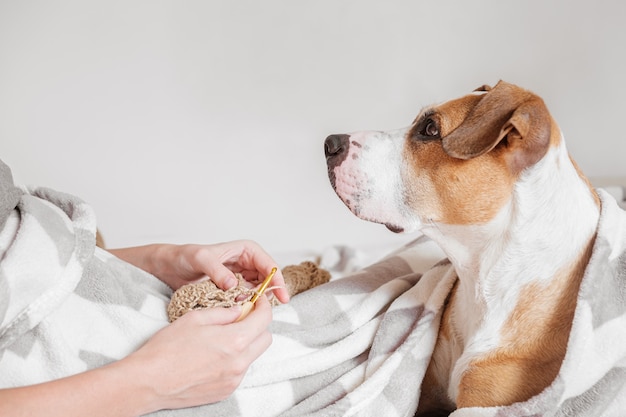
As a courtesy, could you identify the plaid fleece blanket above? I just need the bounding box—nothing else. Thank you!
[1,158,625,416]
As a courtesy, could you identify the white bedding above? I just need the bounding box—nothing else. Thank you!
[1,152,625,417]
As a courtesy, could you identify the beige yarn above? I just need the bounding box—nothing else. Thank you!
[167,261,331,322]
[167,275,254,322]
[281,261,331,296]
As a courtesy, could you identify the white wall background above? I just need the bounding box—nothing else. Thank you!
[1,0,625,258]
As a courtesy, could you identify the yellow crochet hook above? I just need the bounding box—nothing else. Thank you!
[236,267,277,322]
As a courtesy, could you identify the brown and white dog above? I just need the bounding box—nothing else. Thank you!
[324,81,601,415]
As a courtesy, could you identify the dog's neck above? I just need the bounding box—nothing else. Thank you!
[420,143,600,336]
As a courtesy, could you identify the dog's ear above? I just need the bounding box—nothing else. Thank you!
[442,81,551,172]
[473,84,492,92]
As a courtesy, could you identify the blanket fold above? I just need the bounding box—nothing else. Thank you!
[0,157,624,416]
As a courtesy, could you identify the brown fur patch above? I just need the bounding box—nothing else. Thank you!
[455,236,595,407]
[403,84,554,226]
[404,93,516,225]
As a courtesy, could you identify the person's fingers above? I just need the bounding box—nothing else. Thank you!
[232,296,273,358]
[206,262,240,290]
[190,241,260,290]
[197,242,282,292]
[237,268,289,304]
[247,294,272,321]
[175,292,273,331]
[225,241,290,304]
[182,240,290,305]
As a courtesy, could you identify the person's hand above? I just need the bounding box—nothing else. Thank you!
[108,239,290,304]
[0,296,274,417]
[118,295,274,412]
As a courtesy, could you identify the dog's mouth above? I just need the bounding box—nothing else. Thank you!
[339,194,408,234]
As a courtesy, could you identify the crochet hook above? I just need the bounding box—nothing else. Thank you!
[236,267,277,322]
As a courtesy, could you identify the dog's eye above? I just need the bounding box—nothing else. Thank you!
[423,119,439,137]
[411,114,441,142]
[417,117,440,140]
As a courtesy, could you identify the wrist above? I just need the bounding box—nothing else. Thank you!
[103,355,162,416]
[109,244,164,274]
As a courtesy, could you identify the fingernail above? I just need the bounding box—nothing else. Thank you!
[225,276,238,289]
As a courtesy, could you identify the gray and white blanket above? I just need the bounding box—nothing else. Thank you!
[1,158,625,416]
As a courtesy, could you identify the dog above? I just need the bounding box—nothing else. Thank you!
[324,81,600,415]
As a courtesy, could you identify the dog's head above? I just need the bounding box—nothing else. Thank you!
[324,81,556,233]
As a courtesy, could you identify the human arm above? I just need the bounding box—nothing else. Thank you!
[107,239,290,304]
[0,296,274,417]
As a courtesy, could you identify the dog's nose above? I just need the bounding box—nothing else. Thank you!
[324,134,350,158]
[324,134,350,186]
